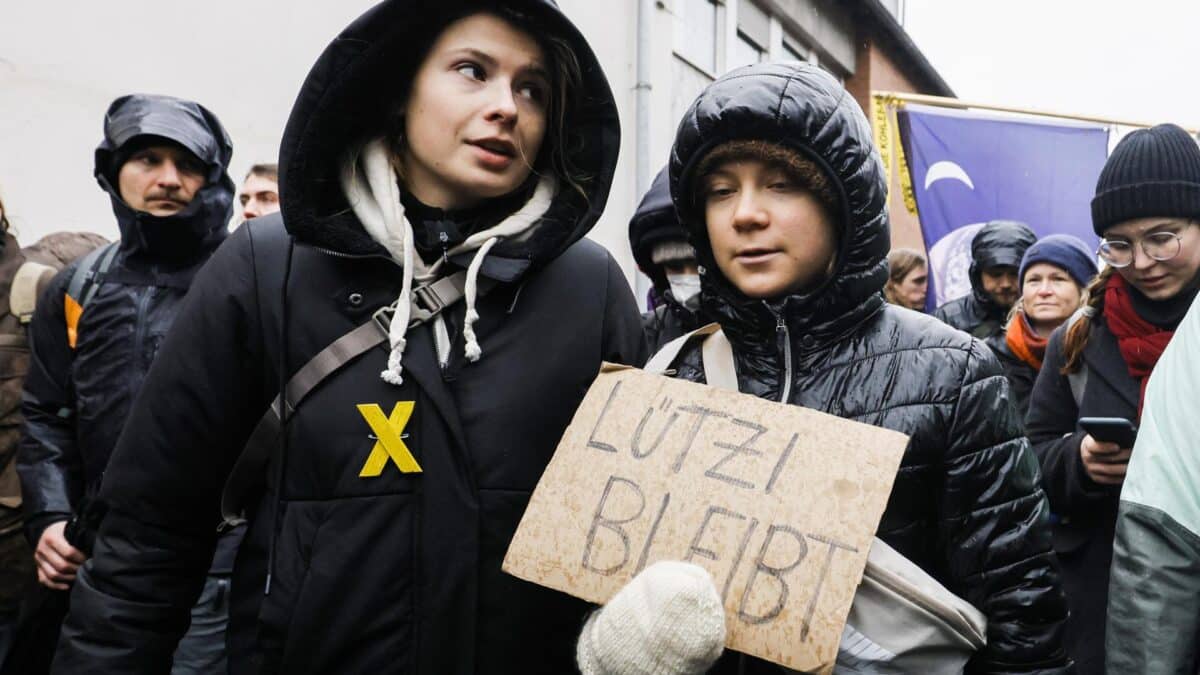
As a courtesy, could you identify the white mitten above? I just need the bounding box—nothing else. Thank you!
[576,561,726,675]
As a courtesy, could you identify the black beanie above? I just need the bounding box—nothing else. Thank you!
[1091,123,1200,236]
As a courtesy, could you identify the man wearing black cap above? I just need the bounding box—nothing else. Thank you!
[14,94,237,674]
[934,219,1038,339]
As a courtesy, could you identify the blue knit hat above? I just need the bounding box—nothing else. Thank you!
[1018,234,1098,288]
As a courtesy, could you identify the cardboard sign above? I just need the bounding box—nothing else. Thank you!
[503,364,908,672]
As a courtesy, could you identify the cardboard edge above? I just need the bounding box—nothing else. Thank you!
[599,361,634,374]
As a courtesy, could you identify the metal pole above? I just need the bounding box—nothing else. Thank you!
[635,0,655,196]
[874,90,1200,134]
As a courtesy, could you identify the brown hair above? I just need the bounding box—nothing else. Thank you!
[0,192,7,234]
[1060,265,1115,374]
[385,9,589,201]
[245,163,278,183]
[694,140,840,224]
[884,247,926,305]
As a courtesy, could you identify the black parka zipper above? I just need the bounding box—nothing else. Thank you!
[767,302,794,404]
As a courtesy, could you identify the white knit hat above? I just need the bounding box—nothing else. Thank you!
[577,561,726,675]
[650,240,697,266]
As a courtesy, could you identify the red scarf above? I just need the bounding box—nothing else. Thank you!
[1005,314,1048,371]
[1104,274,1176,417]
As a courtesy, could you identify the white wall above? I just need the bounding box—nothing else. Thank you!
[0,0,667,289]
[557,0,640,285]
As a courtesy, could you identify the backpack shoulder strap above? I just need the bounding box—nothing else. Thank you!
[643,322,738,391]
[63,243,119,349]
[220,318,386,527]
[644,323,723,374]
[10,261,56,324]
[699,328,737,391]
[66,243,119,309]
[219,270,474,528]
[1063,308,1090,408]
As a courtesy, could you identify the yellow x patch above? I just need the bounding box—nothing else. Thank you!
[357,402,423,478]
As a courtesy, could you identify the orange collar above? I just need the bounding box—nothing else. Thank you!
[1005,314,1047,371]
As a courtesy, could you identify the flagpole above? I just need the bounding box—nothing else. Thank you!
[873,91,1200,134]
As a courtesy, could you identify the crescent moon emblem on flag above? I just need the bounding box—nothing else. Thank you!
[924,161,976,191]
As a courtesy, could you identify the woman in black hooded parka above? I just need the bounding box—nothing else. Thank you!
[660,62,1070,673]
[51,1,645,673]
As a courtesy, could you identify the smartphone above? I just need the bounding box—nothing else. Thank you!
[1079,417,1138,448]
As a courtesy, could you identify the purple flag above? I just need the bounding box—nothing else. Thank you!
[897,104,1108,309]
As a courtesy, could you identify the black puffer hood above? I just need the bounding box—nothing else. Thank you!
[968,219,1035,302]
[629,166,687,290]
[94,94,233,261]
[277,0,620,274]
[668,62,889,348]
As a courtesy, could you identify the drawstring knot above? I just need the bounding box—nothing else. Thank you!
[463,237,500,362]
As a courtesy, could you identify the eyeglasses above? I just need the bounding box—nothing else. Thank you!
[1097,231,1184,268]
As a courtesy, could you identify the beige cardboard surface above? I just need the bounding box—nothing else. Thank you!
[503,365,908,672]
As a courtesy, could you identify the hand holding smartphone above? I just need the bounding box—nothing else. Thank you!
[1079,417,1138,449]
[1078,417,1137,485]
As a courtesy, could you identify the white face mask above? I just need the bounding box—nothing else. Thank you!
[667,273,701,306]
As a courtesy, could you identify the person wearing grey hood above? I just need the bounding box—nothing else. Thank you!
[14,93,237,674]
[934,219,1037,338]
[629,166,705,351]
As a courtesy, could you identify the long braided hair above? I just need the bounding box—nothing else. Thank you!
[1060,265,1116,374]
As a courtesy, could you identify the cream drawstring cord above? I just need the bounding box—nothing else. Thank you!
[358,140,418,386]
[463,237,500,362]
[340,138,557,386]
[382,223,417,385]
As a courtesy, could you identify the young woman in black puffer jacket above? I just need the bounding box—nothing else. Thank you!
[653,62,1071,673]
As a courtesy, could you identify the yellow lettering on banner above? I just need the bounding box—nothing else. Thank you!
[886,101,920,216]
[871,94,892,202]
[357,402,422,477]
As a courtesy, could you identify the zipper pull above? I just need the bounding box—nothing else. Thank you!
[439,230,451,264]
[764,299,786,333]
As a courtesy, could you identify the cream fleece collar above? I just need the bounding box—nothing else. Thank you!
[340,138,555,385]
